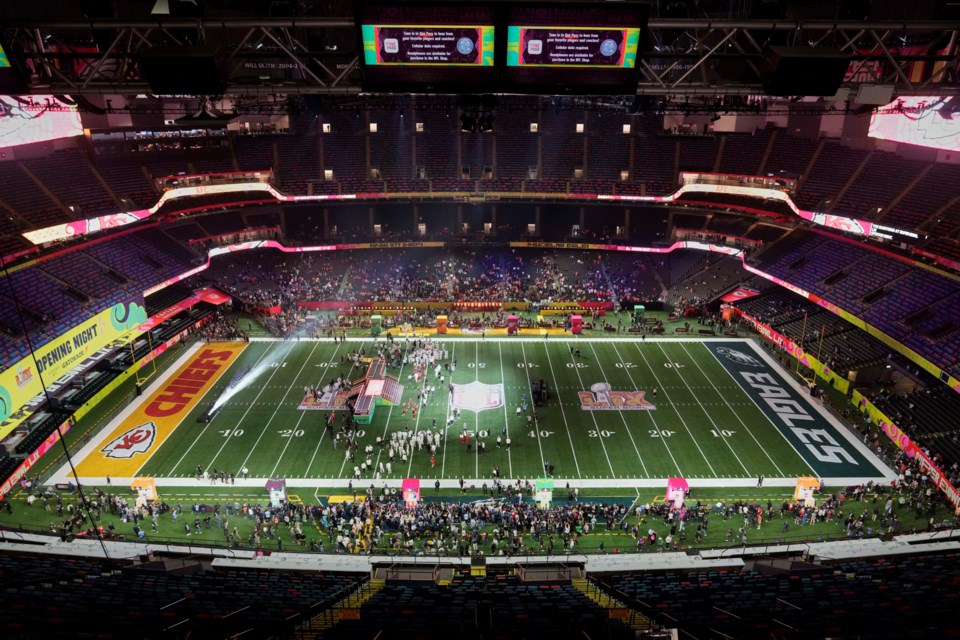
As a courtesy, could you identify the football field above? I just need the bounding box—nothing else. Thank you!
[55,337,895,488]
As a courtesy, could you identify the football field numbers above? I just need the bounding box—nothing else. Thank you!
[664,362,685,369]
[528,430,554,438]
[615,362,637,368]
[649,429,675,437]
[710,429,737,438]
[219,429,244,437]
[269,362,288,368]
[566,362,589,369]
[792,427,858,465]
[278,429,305,438]
[516,362,539,368]
[467,362,486,369]
[588,429,615,438]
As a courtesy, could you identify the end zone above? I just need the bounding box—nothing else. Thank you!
[53,342,246,483]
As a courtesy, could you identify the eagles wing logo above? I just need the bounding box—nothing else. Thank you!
[101,422,157,459]
[716,347,763,367]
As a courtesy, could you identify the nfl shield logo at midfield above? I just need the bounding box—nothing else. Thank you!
[451,381,504,412]
[101,422,157,459]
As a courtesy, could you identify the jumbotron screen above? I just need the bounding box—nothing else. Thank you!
[869,96,960,152]
[506,26,640,68]
[356,1,497,91]
[361,25,494,67]
[0,96,84,150]
[502,2,647,94]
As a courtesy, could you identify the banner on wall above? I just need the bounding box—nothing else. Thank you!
[0,299,148,438]
[738,310,850,395]
[852,389,960,510]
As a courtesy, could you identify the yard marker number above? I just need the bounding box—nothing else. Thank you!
[219,429,244,437]
[566,362,589,368]
[664,362,685,369]
[516,362,539,368]
[528,430,554,438]
[278,429,305,438]
[467,362,486,369]
[649,429,675,437]
[710,429,737,438]
[615,362,637,368]
[588,430,615,438]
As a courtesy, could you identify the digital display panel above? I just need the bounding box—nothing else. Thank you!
[361,25,494,66]
[0,96,84,150]
[502,2,647,94]
[869,96,960,152]
[506,26,640,68]
[355,1,498,91]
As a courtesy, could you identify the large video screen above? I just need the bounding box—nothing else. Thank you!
[361,25,494,67]
[869,96,960,152]
[356,1,498,91]
[0,96,84,149]
[506,26,640,68]
[503,2,646,94]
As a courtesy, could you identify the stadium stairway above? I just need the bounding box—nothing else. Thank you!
[299,578,386,639]
[572,576,654,633]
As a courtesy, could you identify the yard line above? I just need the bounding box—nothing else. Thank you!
[681,342,785,476]
[557,344,616,478]
[609,342,683,476]
[586,342,649,477]
[497,341,513,478]
[632,342,717,476]
[367,339,413,480]
[404,352,434,479]
[440,342,456,478]
[475,341,480,478]
[268,341,345,478]
[702,342,819,477]
[166,343,272,475]
[518,343,547,476]
[656,342,751,476]
[231,340,323,473]
[304,341,366,476]
[541,343,592,478]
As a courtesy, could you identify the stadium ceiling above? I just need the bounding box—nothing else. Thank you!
[1,13,959,99]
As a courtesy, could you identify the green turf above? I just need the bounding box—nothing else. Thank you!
[108,337,886,484]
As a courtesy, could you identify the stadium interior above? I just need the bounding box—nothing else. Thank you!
[0,0,960,638]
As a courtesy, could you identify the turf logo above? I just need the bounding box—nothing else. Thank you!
[451,381,504,412]
[579,382,655,411]
[101,422,156,459]
[715,346,763,368]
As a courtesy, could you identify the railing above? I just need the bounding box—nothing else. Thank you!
[4,518,953,556]
[577,575,655,632]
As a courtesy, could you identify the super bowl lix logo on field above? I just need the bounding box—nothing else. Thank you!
[578,383,655,410]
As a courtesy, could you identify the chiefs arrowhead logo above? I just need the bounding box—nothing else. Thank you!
[101,422,157,459]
